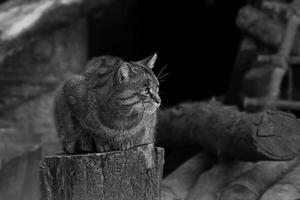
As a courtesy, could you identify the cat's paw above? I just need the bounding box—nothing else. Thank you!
[93,137,111,152]
[119,140,134,151]
[96,143,111,153]
[63,141,77,154]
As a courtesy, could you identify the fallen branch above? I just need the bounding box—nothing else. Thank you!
[244,97,300,110]
[156,101,300,161]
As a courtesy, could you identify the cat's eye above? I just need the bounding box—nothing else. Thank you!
[141,88,150,95]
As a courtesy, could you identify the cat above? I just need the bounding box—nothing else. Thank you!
[54,54,161,153]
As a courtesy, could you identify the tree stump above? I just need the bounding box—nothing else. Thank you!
[40,144,164,200]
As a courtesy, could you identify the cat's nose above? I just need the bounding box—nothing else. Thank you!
[153,95,161,105]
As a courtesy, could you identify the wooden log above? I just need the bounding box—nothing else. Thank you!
[261,158,300,200]
[236,5,300,56]
[40,144,164,200]
[221,157,299,200]
[156,101,300,161]
[185,160,254,200]
[161,152,216,200]
[161,150,300,200]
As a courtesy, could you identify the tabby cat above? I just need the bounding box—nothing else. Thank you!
[54,54,161,153]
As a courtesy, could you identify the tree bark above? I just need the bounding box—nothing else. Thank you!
[156,101,300,161]
[40,143,164,200]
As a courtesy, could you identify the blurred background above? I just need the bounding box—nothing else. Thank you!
[0,0,249,199]
[88,0,245,106]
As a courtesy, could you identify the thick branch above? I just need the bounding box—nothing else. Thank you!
[156,101,300,161]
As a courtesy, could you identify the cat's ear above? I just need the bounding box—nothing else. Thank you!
[118,63,131,83]
[135,53,158,69]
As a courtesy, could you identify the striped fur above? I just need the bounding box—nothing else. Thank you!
[54,55,160,153]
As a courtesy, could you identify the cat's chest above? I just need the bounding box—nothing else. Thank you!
[96,113,156,137]
[120,113,156,136]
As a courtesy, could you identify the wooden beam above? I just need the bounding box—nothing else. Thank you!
[40,144,164,200]
[244,97,300,110]
[156,101,300,161]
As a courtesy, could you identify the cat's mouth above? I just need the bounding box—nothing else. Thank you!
[143,102,160,113]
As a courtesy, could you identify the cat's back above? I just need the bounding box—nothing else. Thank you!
[84,55,124,76]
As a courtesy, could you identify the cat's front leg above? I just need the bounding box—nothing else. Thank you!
[63,140,77,154]
[93,136,111,153]
[119,139,134,151]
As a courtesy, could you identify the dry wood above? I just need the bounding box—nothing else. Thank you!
[185,160,254,200]
[261,159,300,200]
[40,143,164,200]
[161,152,216,200]
[156,101,300,161]
[221,157,300,200]
[160,150,300,200]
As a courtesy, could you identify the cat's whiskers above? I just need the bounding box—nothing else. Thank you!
[158,79,167,83]
[157,65,168,79]
[158,72,169,81]
[127,106,135,116]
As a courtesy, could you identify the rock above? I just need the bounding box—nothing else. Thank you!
[0,0,114,62]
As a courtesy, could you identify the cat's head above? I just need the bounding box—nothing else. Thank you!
[84,54,161,115]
